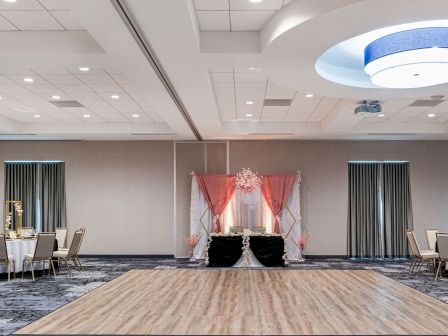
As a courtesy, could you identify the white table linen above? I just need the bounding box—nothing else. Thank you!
[0,239,47,273]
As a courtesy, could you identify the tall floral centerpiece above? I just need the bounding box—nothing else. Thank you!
[185,233,201,261]
[296,231,312,261]
[234,168,262,193]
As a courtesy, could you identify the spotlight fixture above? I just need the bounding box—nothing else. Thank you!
[377,113,385,117]
[305,94,314,98]
[83,114,91,118]
[246,101,254,105]
[428,113,436,118]
[111,95,120,99]
[365,27,448,88]
[52,95,61,100]
[24,78,34,83]
[245,113,253,117]
[33,114,41,118]
[131,114,140,118]
[79,67,90,72]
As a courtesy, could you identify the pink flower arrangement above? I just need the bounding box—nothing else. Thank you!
[296,232,312,251]
[234,168,262,193]
[185,233,201,250]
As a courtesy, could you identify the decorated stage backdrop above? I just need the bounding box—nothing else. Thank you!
[190,170,302,261]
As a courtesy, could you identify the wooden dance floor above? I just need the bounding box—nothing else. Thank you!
[16,269,448,335]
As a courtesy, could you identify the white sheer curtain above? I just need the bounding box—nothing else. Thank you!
[190,173,302,260]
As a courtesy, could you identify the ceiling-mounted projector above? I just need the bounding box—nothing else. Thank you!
[354,100,382,115]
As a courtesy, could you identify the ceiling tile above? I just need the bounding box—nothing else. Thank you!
[265,91,295,99]
[261,106,288,121]
[194,0,229,10]
[38,0,70,10]
[230,10,276,31]
[235,91,265,100]
[50,10,84,30]
[0,0,44,10]
[42,74,83,85]
[75,74,115,85]
[7,75,49,85]
[196,11,230,31]
[211,72,234,83]
[56,85,93,94]
[0,75,15,84]
[234,72,268,83]
[2,11,64,30]
[230,0,283,10]
[308,105,333,122]
[0,15,18,30]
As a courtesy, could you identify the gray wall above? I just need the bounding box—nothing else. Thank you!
[0,141,174,255]
[1,140,447,256]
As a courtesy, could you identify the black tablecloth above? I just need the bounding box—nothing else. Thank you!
[207,236,243,267]
[249,236,285,267]
[207,235,285,267]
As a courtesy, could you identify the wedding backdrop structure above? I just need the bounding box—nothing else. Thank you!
[190,170,302,261]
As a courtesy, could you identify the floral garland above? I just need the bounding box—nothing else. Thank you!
[234,168,262,193]
[242,234,251,266]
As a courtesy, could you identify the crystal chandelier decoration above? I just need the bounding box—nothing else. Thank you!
[234,168,262,193]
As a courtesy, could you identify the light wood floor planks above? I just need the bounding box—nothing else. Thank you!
[16,269,448,335]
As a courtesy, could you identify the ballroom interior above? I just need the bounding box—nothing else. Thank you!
[2,0,448,335]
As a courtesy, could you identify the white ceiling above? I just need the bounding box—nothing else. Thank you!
[0,0,447,141]
[0,0,84,31]
[194,0,294,31]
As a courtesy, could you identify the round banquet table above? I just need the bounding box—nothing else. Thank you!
[0,239,48,273]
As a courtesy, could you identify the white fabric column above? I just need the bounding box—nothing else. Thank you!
[281,175,302,261]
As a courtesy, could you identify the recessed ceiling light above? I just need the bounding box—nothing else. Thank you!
[428,113,436,118]
[3,0,17,3]
[33,114,40,118]
[24,78,34,83]
[245,113,253,117]
[246,101,254,105]
[248,67,256,70]
[0,96,2,100]
[51,95,61,100]
[249,0,263,3]
[377,113,385,117]
[132,114,140,118]
[83,114,91,118]
[305,94,314,98]
[79,67,90,72]
[111,95,120,99]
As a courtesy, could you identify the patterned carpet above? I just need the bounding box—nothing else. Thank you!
[1,257,447,335]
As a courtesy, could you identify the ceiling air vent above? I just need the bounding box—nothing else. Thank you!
[409,100,444,107]
[263,99,292,107]
[49,100,84,108]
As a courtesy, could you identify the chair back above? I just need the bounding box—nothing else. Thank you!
[0,234,8,263]
[406,230,421,257]
[229,226,243,233]
[426,229,439,251]
[33,233,55,260]
[55,228,68,249]
[436,233,448,260]
[68,229,85,257]
[252,227,266,233]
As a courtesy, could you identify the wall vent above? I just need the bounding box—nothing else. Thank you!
[409,100,444,107]
[49,100,85,108]
[263,99,292,107]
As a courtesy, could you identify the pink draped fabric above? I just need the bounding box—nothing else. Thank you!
[261,174,296,233]
[196,174,235,233]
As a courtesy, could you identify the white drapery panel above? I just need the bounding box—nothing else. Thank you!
[190,173,302,260]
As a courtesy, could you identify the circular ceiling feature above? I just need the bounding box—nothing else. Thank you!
[315,20,448,89]
[364,28,448,88]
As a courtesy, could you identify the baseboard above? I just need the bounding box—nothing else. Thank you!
[305,255,348,259]
[79,254,174,258]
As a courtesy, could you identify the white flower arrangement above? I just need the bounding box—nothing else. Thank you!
[234,168,262,193]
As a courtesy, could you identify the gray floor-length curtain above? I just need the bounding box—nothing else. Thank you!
[383,162,412,258]
[348,161,412,259]
[4,163,38,229]
[4,162,66,233]
[348,162,382,258]
[40,162,66,232]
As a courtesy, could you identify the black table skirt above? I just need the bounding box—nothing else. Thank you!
[207,235,285,267]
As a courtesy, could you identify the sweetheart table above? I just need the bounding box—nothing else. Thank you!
[206,233,286,267]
